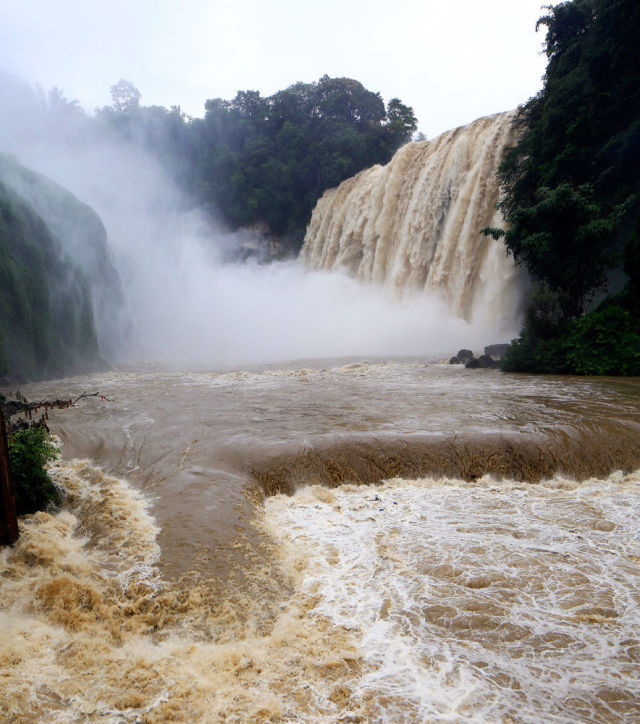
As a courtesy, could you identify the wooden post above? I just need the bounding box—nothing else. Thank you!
[0,408,19,545]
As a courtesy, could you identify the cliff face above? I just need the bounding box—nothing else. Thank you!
[0,155,120,381]
[0,153,123,356]
[301,112,526,327]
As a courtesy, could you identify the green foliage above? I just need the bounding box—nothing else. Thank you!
[491,0,640,322]
[500,183,618,317]
[190,76,417,245]
[110,79,141,114]
[490,0,640,375]
[8,426,60,515]
[386,98,418,148]
[501,284,571,374]
[566,306,640,375]
[0,175,101,380]
[501,329,570,375]
[98,75,418,249]
[501,293,640,375]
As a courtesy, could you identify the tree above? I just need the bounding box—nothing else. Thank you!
[489,0,640,319]
[230,90,267,120]
[47,87,83,116]
[486,0,640,374]
[191,76,419,247]
[312,75,386,126]
[110,79,141,114]
[8,426,60,515]
[488,183,617,317]
[93,75,419,249]
[386,98,418,147]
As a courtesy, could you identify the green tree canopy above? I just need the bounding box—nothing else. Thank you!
[98,75,418,249]
[493,0,640,315]
[488,0,640,374]
[190,76,418,246]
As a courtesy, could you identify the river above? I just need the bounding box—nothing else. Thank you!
[2,359,640,722]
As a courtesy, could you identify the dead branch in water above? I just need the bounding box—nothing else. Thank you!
[72,391,112,405]
[1,391,112,431]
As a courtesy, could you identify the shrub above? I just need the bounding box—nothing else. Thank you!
[501,304,640,376]
[501,326,570,374]
[8,426,60,514]
[501,285,572,374]
[566,305,640,375]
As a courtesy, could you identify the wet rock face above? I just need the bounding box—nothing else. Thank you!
[0,152,123,369]
[478,355,500,369]
[449,349,477,365]
[484,344,509,359]
[464,355,499,369]
[0,168,107,380]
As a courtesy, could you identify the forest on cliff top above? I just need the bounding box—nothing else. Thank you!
[54,74,417,251]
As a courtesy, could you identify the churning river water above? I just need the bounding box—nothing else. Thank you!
[2,359,640,722]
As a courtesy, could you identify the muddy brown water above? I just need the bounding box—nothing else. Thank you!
[18,360,639,577]
[2,359,640,722]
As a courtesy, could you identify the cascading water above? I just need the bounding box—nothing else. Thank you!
[301,111,525,329]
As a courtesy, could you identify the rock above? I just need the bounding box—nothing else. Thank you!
[456,349,474,362]
[465,355,500,369]
[484,343,510,359]
[1,398,32,418]
[478,354,499,368]
[448,356,460,364]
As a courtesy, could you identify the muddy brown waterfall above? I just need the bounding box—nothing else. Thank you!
[301,111,526,328]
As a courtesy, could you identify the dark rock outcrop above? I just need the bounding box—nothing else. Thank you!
[484,343,509,359]
[478,354,499,368]
[465,354,500,369]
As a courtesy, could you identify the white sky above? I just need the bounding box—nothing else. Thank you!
[0,0,558,137]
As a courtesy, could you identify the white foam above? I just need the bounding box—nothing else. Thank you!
[264,472,640,721]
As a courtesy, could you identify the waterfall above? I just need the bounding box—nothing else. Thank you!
[301,111,526,327]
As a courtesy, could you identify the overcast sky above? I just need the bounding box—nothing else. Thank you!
[1,0,558,137]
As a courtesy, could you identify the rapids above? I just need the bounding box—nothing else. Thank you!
[2,360,640,722]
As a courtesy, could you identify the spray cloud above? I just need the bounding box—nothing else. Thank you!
[0,74,513,368]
